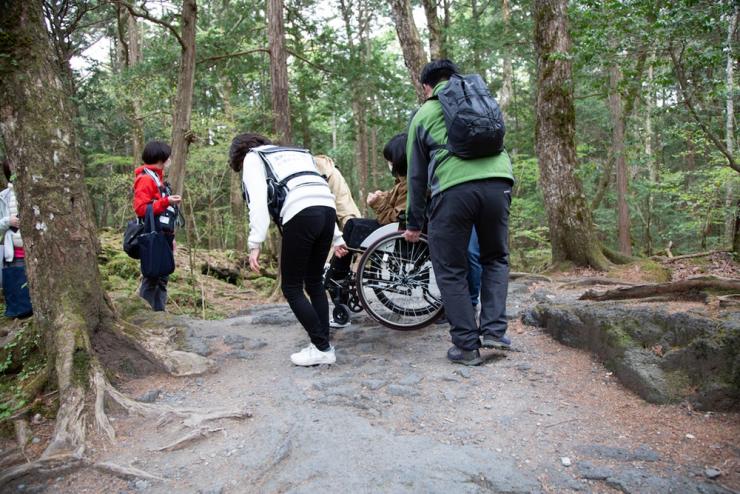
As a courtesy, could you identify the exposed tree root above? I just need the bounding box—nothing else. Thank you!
[579,276,740,302]
[155,427,224,452]
[509,272,553,283]
[0,361,251,491]
[601,245,636,265]
[559,277,637,289]
[0,454,164,487]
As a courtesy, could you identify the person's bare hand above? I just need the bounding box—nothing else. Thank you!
[9,215,19,228]
[334,244,349,258]
[403,229,421,243]
[168,195,182,204]
[249,248,261,272]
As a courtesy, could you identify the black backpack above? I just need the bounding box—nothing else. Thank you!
[434,74,505,159]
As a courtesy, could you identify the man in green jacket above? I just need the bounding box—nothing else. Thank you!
[403,60,514,365]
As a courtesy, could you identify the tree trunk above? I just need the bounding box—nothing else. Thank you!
[388,0,427,102]
[0,0,162,458]
[219,75,247,251]
[533,0,609,270]
[268,0,292,144]
[609,64,632,256]
[724,5,738,247]
[498,0,514,119]
[126,11,144,166]
[645,55,657,256]
[167,0,198,196]
[352,100,369,216]
[421,0,444,59]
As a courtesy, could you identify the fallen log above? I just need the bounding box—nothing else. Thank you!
[201,262,242,285]
[579,276,740,302]
[660,249,731,262]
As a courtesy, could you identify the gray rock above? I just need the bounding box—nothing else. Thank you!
[198,485,225,494]
[399,373,423,385]
[247,339,268,350]
[442,390,456,402]
[362,379,387,391]
[576,461,613,480]
[603,469,733,494]
[133,480,150,491]
[137,389,161,403]
[184,337,212,356]
[454,368,471,379]
[440,374,462,382]
[579,444,660,462]
[521,309,540,327]
[386,384,419,397]
[325,386,356,398]
[515,363,532,372]
[223,334,247,347]
[532,290,556,303]
[704,468,721,479]
[227,350,254,360]
[236,409,540,493]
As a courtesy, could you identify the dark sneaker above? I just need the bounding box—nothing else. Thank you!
[447,346,483,366]
[481,334,511,350]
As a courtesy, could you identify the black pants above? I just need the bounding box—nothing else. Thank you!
[328,218,380,279]
[281,206,336,351]
[428,179,511,351]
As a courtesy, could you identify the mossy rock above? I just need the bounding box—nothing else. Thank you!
[527,301,739,411]
[251,277,277,296]
[607,259,671,283]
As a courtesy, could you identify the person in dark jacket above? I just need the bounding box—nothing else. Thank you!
[325,133,408,328]
[403,60,514,366]
[133,140,182,311]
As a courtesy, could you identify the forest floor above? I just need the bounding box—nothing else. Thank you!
[3,252,739,493]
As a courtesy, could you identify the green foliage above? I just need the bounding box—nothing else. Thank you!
[0,322,46,421]
[62,0,738,268]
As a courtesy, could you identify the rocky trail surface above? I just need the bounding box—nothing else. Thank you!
[17,279,740,493]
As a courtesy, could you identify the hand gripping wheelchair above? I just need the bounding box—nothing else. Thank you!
[325,222,444,330]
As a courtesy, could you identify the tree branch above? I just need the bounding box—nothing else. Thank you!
[670,43,739,173]
[197,48,270,65]
[111,0,184,49]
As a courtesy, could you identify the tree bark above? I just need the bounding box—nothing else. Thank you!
[126,10,144,166]
[388,0,427,102]
[724,5,738,247]
[167,0,198,196]
[498,0,514,119]
[0,0,162,458]
[645,55,657,256]
[421,0,444,59]
[533,0,609,270]
[268,0,292,144]
[608,64,632,256]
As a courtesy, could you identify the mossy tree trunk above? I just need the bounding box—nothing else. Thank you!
[533,0,610,270]
[0,0,161,458]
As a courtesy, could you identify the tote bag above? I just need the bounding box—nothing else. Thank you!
[3,264,32,318]
[138,204,175,278]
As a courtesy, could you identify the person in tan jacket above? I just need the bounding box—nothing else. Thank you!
[325,133,408,327]
[313,154,361,229]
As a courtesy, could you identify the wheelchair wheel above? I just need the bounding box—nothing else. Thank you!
[356,231,443,330]
[332,304,351,326]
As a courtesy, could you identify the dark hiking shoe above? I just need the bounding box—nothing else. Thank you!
[481,334,511,350]
[447,346,483,366]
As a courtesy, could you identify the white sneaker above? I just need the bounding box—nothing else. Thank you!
[290,343,336,366]
[329,319,351,329]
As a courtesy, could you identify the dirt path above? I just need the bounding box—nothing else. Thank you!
[21,281,740,493]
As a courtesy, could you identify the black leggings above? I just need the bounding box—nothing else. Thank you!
[280,206,336,351]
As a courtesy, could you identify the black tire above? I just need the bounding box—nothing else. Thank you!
[356,231,443,330]
[332,304,351,325]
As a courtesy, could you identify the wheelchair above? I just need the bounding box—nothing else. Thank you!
[325,222,444,331]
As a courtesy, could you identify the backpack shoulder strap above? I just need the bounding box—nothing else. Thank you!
[141,168,164,192]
